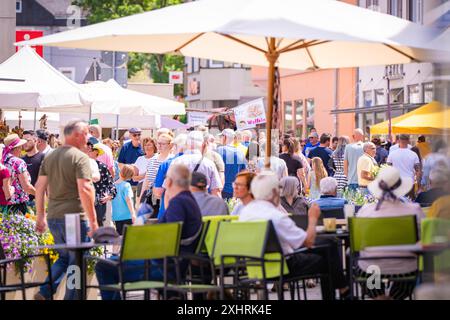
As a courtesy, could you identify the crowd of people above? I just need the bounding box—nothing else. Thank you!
[0,120,449,300]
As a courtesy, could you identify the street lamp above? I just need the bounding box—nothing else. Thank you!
[383,64,404,142]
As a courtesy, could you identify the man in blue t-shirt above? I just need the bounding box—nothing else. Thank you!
[308,133,334,176]
[117,127,144,186]
[303,132,320,157]
[217,129,247,200]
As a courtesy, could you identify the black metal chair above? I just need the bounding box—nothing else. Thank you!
[0,241,53,300]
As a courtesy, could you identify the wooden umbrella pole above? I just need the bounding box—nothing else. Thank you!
[264,37,279,169]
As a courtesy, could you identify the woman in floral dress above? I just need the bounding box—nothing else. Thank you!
[1,134,35,214]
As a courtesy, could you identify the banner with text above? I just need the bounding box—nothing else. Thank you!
[234,98,266,130]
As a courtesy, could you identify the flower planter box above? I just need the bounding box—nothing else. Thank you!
[5,257,46,300]
[4,257,99,300]
[54,274,99,300]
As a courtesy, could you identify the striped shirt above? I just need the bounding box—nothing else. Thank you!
[145,155,163,188]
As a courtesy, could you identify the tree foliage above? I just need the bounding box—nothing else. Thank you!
[73,0,185,95]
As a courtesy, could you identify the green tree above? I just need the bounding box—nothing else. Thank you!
[74,0,185,95]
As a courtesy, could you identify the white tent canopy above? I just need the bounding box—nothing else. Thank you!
[3,111,60,133]
[81,79,185,116]
[0,46,96,112]
[59,113,160,129]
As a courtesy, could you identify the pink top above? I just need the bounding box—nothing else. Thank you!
[0,164,11,205]
[96,143,114,170]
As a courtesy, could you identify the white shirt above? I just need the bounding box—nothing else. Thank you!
[387,148,420,180]
[357,200,424,274]
[239,200,307,255]
[172,150,223,191]
[134,155,153,180]
[389,143,412,154]
[256,156,288,180]
[43,145,53,155]
[89,158,100,182]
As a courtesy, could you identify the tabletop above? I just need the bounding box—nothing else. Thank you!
[33,242,106,251]
[365,243,450,254]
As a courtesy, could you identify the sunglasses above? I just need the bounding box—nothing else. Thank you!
[132,133,141,137]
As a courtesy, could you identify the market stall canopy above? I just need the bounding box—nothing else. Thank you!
[59,112,160,129]
[0,46,97,112]
[81,79,185,116]
[0,80,40,107]
[3,111,60,133]
[370,101,450,135]
[161,116,190,129]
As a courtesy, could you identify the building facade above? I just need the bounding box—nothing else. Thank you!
[0,0,15,64]
[348,0,443,137]
[184,57,265,111]
[16,0,100,83]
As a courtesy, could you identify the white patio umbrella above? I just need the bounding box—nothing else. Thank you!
[17,0,445,166]
[81,79,185,116]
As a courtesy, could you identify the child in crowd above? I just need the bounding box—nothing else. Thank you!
[111,164,136,235]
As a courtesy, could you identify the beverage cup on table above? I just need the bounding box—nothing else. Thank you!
[323,218,337,232]
[344,204,355,218]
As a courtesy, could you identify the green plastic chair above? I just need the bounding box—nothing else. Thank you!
[164,220,222,298]
[421,218,450,276]
[211,220,289,300]
[348,215,419,299]
[85,222,182,300]
[202,215,238,255]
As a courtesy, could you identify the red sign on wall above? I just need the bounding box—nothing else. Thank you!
[16,30,44,57]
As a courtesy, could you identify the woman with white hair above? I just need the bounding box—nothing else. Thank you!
[239,171,349,299]
[280,176,308,215]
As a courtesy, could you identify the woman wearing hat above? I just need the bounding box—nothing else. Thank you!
[87,142,117,227]
[356,166,424,299]
[1,134,35,214]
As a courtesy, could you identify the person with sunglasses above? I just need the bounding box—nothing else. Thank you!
[117,127,144,181]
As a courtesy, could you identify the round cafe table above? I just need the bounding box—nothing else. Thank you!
[33,242,106,300]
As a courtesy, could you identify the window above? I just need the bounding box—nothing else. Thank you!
[306,98,314,130]
[16,0,22,13]
[390,88,404,104]
[209,60,224,68]
[363,90,373,107]
[388,0,402,18]
[366,0,379,11]
[188,77,200,96]
[408,84,420,103]
[407,0,422,23]
[186,57,192,73]
[193,58,200,73]
[374,89,385,105]
[284,101,293,132]
[294,100,303,136]
[375,111,386,124]
[59,67,75,81]
[422,82,433,103]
